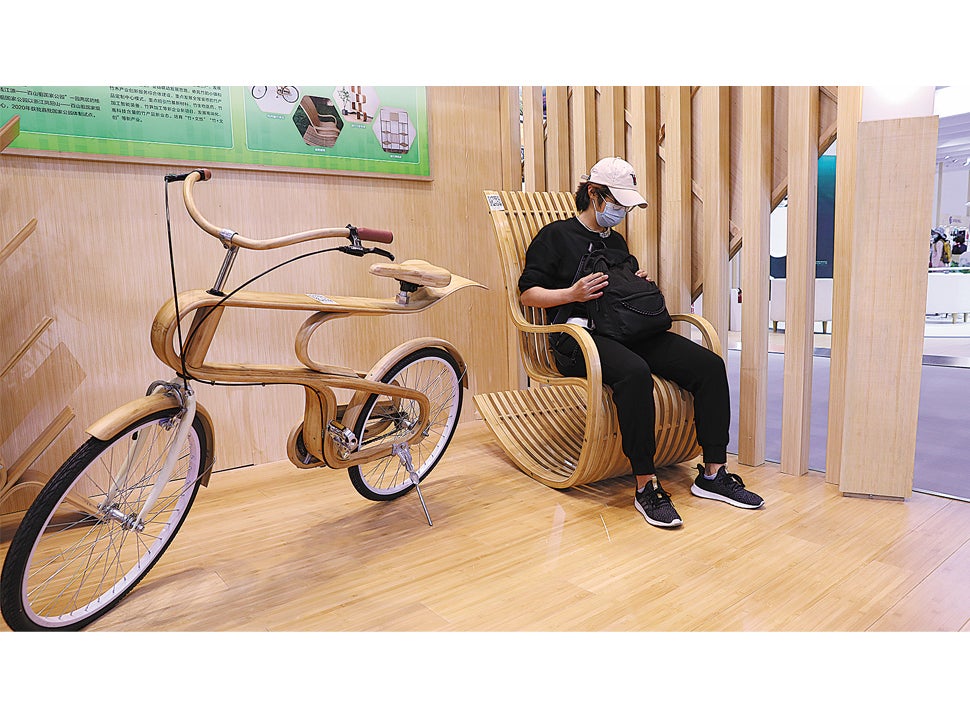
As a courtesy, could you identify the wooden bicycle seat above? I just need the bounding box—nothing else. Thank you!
[369,259,452,288]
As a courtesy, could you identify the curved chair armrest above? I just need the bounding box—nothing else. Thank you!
[670,313,723,357]
[512,317,603,407]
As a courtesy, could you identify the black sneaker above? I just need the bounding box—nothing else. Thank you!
[634,480,683,528]
[691,464,764,509]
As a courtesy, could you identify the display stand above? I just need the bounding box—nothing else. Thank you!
[0,116,75,515]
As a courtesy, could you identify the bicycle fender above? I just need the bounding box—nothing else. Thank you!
[367,337,470,389]
[86,394,217,487]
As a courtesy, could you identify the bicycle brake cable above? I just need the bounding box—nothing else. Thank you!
[163,177,388,389]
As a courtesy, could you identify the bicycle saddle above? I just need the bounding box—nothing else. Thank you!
[369,259,452,288]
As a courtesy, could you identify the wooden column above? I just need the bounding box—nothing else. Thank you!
[600,86,625,159]
[545,86,571,192]
[825,87,863,487]
[701,86,731,354]
[780,86,819,476]
[627,87,660,274]
[660,86,692,317]
[522,86,545,192]
[571,86,597,184]
[499,87,522,191]
[739,86,772,466]
[832,115,938,499]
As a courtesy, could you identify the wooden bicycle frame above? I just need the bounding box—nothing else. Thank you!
[149,275,482,471]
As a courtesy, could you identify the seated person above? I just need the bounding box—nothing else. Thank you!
[518,156,763,529]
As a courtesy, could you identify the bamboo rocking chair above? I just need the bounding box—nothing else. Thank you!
[474,190,723,489]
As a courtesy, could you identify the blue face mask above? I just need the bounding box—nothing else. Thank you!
[594,199,627,229]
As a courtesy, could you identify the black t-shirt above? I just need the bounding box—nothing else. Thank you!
[518,217,638,322]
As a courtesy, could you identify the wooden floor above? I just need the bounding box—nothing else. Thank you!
[2,420,969,632]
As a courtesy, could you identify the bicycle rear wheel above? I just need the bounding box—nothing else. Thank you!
[0,408,210,631]
[348,347,462,501]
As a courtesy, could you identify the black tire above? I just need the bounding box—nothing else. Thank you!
[348,348,463,501]
[0,408,210,631]
[251,85,267,100]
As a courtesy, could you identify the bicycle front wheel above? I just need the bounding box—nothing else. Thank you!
[349,347,463,500]
[0,408,210,631]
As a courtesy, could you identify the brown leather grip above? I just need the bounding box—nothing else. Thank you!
[356,227,393,244]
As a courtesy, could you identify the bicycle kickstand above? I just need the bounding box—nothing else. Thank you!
[391,442,433,527]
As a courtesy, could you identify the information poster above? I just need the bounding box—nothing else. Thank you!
[0,85,430,178]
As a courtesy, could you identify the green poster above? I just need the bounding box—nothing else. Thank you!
[0,85,430,178]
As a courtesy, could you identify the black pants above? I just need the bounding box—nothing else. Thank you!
[552,330,729,476]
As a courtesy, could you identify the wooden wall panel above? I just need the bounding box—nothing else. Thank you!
[781,87,819,477]
[570,87,597,187]
[834,116,938,499]
[0,88,508,514]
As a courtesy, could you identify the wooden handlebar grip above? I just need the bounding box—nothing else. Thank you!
[356,227,393,244]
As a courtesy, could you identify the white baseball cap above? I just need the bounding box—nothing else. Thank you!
[582,157,648,208]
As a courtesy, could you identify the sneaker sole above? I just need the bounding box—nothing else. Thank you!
[690,483,764,509]
[634,499,683,527]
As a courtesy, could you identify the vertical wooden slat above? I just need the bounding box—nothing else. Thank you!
[834,115,938,499]
[780,86,819,476]
[522,86,545,192]
[825,86,863,487]
[571,86,597,182]
[701,86,731,355]
[600,86,625,159]
[499,87,522,191]
[660,86,692,317]
[545,86,571,192]
[627,87,660,275]
[739,86,773,466]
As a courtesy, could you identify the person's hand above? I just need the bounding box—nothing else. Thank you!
[635,269,653,282]
[571,272,609,302]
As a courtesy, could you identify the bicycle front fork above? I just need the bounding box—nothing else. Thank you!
[102,380,196,531]
[391,442,432,526]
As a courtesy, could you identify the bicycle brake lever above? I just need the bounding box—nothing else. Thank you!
[337,244,395,261]
[366,246,395,261]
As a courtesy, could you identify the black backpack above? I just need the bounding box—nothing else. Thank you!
[572,240,672,344]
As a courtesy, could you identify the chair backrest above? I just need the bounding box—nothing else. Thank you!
[483,190,578,382]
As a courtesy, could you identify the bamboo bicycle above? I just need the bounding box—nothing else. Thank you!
[0,169,484,631]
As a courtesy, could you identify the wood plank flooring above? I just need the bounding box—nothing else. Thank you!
[1,420,968,632]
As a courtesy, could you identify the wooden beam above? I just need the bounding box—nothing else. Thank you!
[0,115,19,153]
[738,86,773,466]
[627,87,659,275]
[2,406,75,489]
[499,87,522,191]
[522,86,545,192]
[1,316,53,379]
[571,86,597,183]
[545,86,571,192]
[825,86,863,487]
[701,86,731,355]
[660,86,692,317]
[600,86,625,159]
[0,218,37,265]
[780,86,819,477]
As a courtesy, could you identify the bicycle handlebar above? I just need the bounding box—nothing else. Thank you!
[180,169,394,250]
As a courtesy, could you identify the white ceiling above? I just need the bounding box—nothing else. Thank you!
[936,87,970,169]
[937,112,970,168]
